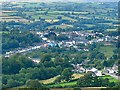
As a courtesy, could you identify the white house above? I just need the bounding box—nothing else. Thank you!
[86,68,103,76]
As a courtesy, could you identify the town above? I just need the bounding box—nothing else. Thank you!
[4,29,119,81]
[4,30,118,56]
[1,1,119,90]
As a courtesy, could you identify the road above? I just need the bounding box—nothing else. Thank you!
[4,45,43,57]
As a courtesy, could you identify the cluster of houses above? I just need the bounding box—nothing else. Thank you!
[4,30,118,57]
[72,64,103,77]
[35,30,118,52]
[72,63,119,78]
[103,64,118,75]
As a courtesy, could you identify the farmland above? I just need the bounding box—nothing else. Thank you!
[1,2,118,30]
[1,1,119,90]
[40,74,84,84]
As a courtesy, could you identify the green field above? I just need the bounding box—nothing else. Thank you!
[49,81,77,87]
[32,14,77,21]
[40,75,60,84]
[101,75,119,83]
[40,74,84,85]
[49,75,119,88]
[47,24,73,29]
[107,29,117,32]
[99,46,116,58]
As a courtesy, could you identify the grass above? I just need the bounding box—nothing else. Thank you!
[40,74,84,85]
[51,11,89,15]
[24,10,77,22]
[0,15,32,23]
[47,24,73,29]
[61,16,77,21]
[84,24,95,27]
[0,31,10,34]
[107,29,117,32]
[7,88,102,90]
[72,74,84,79]
[98,23,113,26]
[101,75,119,83]
[1,18,31,24]
[45,19,59,23]
[49,81,77,87]
[79,15,91,19]
[99,46,116,58]
[49,75,118,88]
[2,10,17,13]
[32,14,77,22]
[40,75,60,84]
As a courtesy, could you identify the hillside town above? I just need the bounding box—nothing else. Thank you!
[4,30,119,81]
[5,30,118,56]
[2,1,119,89]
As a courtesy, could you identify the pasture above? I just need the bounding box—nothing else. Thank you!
[40,74,84,85]
[99,46,116,58]
[101,75,119,83]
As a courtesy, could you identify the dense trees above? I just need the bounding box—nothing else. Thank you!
[2,51,72,88]
[2,42,117,88]
[61,68,73,82]
[89,51,106,60]
[26,79,43,88]
[2,54,34,74]
[41,53,52,63]
[55,34,69,41]
[2,28,41,53]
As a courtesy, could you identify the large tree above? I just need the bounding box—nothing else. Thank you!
[61,68,73,82]
[26,79,42,88]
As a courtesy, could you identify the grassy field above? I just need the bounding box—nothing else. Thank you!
[72,74,84,79]
[49,74,119,90]
[40,74,84,85]
[47,11,89,15]
[79,16,91,19]
[0,31,10,34]
[98,23,113,26]
[101,75,119,83]
[4,75,118,90]
[107,29,117,32]
[40,75,60,84]
[47,24,73,29]
[45,19,59,23]
[32,14,77,22]
[84,24,95,28]
[99,46,116,58]
[49,81,77,87]
[46,74,84,88]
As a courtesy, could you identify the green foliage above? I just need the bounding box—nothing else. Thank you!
[2,28,41,52]
[56,34,69,41]
[77,72,117,87]
[1,2,119,89]
[41,53,52,62]
[2,54,34,74]
[54,76,62,83]
[26,79,42,88]
[61,68,74,82]
[89,51,106,60]
[6,79,20,88]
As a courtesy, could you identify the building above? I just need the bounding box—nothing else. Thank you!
[86,68,103,76]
